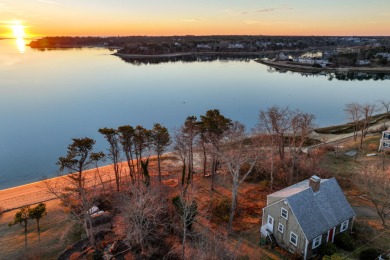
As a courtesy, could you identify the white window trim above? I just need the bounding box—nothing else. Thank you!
[290,231,298,246]
[281,207,288,220]
[340,220,349,232]
[278,223,284,233]
[312,235,322,249]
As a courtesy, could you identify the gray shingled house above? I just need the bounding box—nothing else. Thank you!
[260,175,356,259]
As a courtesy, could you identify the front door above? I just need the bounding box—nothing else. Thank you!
[267,215,274,233]
[327,227,335,242]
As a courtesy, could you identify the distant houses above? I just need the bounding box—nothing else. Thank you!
[379,128,390,151]
[376,52,390,61]
[261,176,355,259]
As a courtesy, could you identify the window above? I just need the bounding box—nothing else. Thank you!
[340,220,349,232]
[312,235,322,249]
[281,208,288,220]
[278,223,284,233]
[290,232,298,246]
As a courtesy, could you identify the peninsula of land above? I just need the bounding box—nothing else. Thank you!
[28,35,390,74]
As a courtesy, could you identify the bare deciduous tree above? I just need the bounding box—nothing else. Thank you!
[119,184,169,256]
[258,106,292,164]
[344,103,362,142]
[354,166,390,227]
[288,111,316,183]
[378,100,390,129]
[359,103,376,148]
[211,121,263,233]
[172,189,198,260]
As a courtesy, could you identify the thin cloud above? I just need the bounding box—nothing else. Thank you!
[243,20,296,25]
[36,0,59,5]
[181,19,200,22]
[256,8,278,13]
[256,6,293,13]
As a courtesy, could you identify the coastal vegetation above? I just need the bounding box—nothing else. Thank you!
[8,203,47,232]
[2,102,390,258]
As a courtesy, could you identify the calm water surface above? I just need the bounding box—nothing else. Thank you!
[0,39,389,189]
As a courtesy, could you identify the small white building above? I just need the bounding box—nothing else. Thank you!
[356,59,371,66]
[228,43,245,49]
[196,44,211,49]
[379,128,390,151]
[278,53,288,61]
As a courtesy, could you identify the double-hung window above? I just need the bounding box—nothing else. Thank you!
[278,223,284,233]
[290,232,298,246]
[281,207,288,220]
[340,220,349,232]
[312,235,322,249]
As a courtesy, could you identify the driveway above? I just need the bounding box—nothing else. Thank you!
[352,206,378,219]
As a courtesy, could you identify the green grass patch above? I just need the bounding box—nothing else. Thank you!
[0,200,76,259]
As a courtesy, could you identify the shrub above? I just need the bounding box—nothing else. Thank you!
[0,205,4,218]
[359,248,386,260]
[322,254,345,260]
[241,163,267,182]
[318,242,337,256]
[211,197,231,223]
[334,232,356,251]
[367,143,378,151]
[352,220,375,243]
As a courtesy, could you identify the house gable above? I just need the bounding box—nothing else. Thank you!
[262,176,356,259]
[286,178,356,241]
[262,199,307,254]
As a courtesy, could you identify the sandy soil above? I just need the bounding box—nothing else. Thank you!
[0,163,113,211]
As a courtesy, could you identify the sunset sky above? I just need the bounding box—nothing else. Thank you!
[0,0,389,38]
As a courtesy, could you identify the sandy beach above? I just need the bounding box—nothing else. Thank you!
[0,153,180,212]
[0,163,115,211]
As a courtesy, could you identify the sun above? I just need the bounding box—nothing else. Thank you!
[9,21,26,38]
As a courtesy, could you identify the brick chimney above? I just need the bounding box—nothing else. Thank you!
[309,175,321,192]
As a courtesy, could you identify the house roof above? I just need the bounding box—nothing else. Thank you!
[268,178,356,241]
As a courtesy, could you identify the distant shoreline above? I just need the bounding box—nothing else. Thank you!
[112,51,274,59]
[257,59,390,74]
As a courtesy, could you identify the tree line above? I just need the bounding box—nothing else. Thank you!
[41,106,319,258]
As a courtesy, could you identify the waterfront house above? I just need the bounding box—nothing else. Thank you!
[379,128,390,151]
[261,176,355,259]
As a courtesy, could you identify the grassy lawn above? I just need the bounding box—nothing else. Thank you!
[0,200,78,259]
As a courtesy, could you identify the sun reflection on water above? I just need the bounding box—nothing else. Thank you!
[9,21,27,53]
[16,37,26,53]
